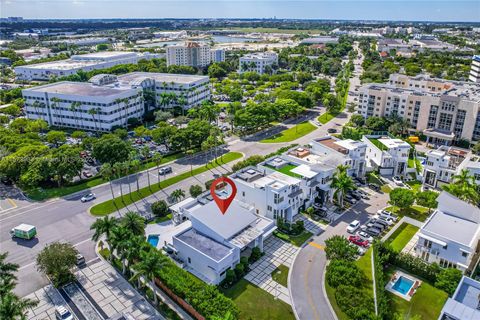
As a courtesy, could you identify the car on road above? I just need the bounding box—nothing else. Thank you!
[80,193,96,202]
[346,220,361,233]
[55,306,74,320]
[392,176,403,185]
[357,231,374,242]
[348,235,370,248]
[10,224,37,240]
[76,254,85,266]
[159,166,172,175]
[327,128,337,133]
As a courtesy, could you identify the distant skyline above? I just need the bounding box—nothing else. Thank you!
[1,1,479,22]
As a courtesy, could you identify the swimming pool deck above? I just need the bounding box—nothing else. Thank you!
[145,220,191,250]
[385,270,422,301]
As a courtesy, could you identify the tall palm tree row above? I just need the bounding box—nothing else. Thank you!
[101,163,115,201]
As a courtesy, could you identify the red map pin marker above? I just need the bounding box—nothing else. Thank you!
[210,176,237,215]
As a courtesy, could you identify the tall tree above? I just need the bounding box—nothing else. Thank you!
[101,163,115,201]
[331,166,355,208]
[91,216,118,259]
[131,251,168,305]
[121,212,145,236]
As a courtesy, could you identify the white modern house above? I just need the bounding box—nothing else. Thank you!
[362,135,411,177]
[422,146,480,189]
[166,42,225,68]
[15,51,159,81]
[238,52,278,74]
[438,276,480,320]
[169,193,276,284]
[22,72,211,131]
[230,167,304,223]
[415,192,480,272]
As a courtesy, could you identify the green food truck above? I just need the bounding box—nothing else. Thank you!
[10,224,37,240]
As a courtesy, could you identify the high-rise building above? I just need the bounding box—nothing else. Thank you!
[469,55,480,83]
[166,42,224,68]
[357,74,480,144]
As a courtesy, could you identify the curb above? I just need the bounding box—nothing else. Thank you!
[288,243,303,320]
[322,261,338,320]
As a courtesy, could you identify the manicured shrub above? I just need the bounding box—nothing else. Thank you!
[435,268,463,296]
[151,200,169,217]
[326,260,365,288]
[249,247,262,262]
[334,285,375,319]
[234,263,245,278]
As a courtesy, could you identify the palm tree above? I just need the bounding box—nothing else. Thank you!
[88,108,99,132]
[141,147,152,189]
[170,189,185,203]
[131,251,168,305]
[121,212,145,236]
[124,236,149,277]
[101,163,115,202]
[442,169,479,204]
[122,98,129,127]
[90,216,118,260]
[130,158,142,192]
[331,166,356,208]
[50,97,62,127]
[186,149,195,174]
[69,101,81,129]
[109,226,133,274]
[152,154,163,186]
[113,162,125,200]
[0,292,38,320]
[0,252,18,297]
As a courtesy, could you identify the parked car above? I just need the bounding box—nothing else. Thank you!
[372,222,386,231]
[356,246,367,256]
[76,254,85,266]
[55,306,74,320]
[357,231,374,242]
[348,235,370,248]
[158,166,172,175]
[345,196,357,205]
[378,210,398,221]
[368,183,380,191]
[327,128,337,133]
[365,227,381,237]
[82,171,93,178]
[80,193,96,202]
[347,220,361,233]
[392,176,403,186]
[377,215,395,225]
[349,192,361,200]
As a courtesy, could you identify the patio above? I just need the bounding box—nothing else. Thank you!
[385,270,422,301]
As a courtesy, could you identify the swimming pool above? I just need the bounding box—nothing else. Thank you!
[392,276,414,295]
[147,234,159,248]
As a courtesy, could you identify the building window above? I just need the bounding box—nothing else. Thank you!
[188,257,191,264]
[461,251,468,258]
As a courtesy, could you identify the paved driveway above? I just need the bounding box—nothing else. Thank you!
[26,285,70,320]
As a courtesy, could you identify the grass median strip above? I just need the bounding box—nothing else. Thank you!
[25,152,184,201]
[90,152,243,216]
[260,121,316,143]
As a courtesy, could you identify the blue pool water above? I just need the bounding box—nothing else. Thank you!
[392,276,414,295]
[147,235,159,248]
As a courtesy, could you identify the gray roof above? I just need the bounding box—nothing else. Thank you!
[26,81,135,97]
[117,72,208,85]
[189,199,257,240]
[441,276,480,320]
[437,191,480,223]
[176,228,232,262]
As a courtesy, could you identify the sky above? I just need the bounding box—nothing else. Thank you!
[1,0,479,22]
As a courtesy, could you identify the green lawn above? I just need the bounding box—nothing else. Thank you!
[386,205,430,222]
[221,279,295,320]
[318,111,339,124]
[260,122,316,143]
[406,180,422,193]
[273,230,313,247]
[388,276,448,319]
[368,138,388,151]
[25,152,183,201]
[271,265,289,287]
[386,223,419,252]
[366,172,383,186]
[381,184,392,193]
[90,152,243,216]
[325,282,349,320]
[147,213,172,224]
[265,164,302,178]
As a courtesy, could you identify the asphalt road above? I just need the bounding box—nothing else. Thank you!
[1,106,349,297]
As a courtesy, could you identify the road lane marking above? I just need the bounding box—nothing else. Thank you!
[308,242,325,250]
[304,252,321,320]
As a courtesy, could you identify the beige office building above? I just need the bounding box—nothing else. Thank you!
[357,74,480,145]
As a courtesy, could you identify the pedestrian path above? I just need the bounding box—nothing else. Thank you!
[25,285,70,320]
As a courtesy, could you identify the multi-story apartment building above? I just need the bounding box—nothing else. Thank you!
[415,192,480,272]
[469,55,480,83]
[357,74,480,144]
[238,52,278,74]
[422,146,480,189]
[22,72,211,131]
[15,51,158,81]
[362,135,411,177]
[168,193,275,284]
[166,42,225,68]
[439,276,480,320]
[231,167,304,223]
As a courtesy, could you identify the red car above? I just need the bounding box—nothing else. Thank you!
[348,235,370,248]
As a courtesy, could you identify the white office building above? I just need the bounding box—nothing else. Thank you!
[169,194,276,284]
[422,146,480,189]
[22,72,211,131]
[469,55,480,83]
[362,135,411,177]
[439,276,480,320]
[238,52,278,74]
[415,192,480,272]
[15,51,159,81]
[166,42,225,68]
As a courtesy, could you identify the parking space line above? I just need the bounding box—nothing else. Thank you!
[308,242,325,250]
[7,198,17,208]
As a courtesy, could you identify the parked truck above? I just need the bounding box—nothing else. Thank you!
[10,224,37,240]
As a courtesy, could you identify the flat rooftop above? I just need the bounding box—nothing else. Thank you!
[117,72,208,85]
[24,81,135,97]
[176,228,232,262]
[17,59,103,70]
[72,51,135,59]
[441,277,480,320]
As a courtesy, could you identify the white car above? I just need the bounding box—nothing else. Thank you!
[158,166,172,175]
[80,193,95,202]
[377,215,395,225]
[55,306,74,320]
[347,220,361,233]
[392,176,403,185]
[377,210,398,221]
[357,231,374,242]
